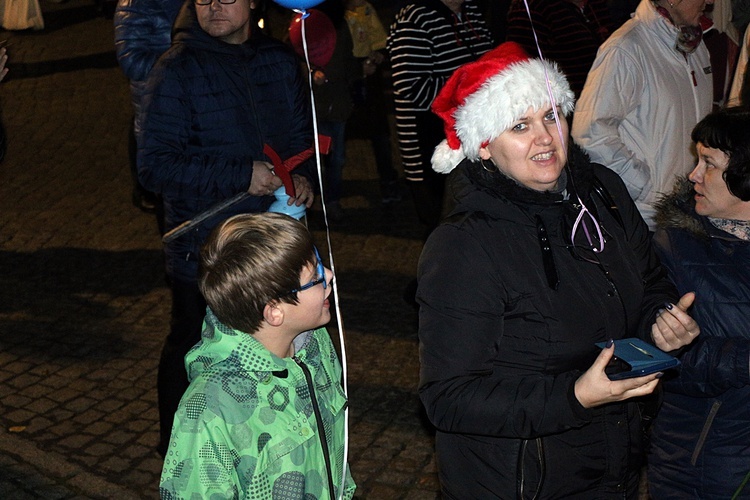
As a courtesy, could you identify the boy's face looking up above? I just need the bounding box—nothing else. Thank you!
[281,250,333,333]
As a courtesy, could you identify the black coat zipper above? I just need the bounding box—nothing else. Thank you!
[294,356,336,500]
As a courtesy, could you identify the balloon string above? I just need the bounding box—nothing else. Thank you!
[520,0,566,159]
[298,12,349,500]
[521,0,605,254]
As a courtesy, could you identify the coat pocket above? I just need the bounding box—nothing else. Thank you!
[691,400,722,466]
[254,409,318,476]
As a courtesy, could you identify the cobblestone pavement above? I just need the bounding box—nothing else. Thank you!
[0,1,437,498]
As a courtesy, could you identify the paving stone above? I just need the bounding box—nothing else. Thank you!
[84,443,116,458]
[63,396,98,413]
[0,369,16,383]
[404,489,440,500]
[125,419,152,433]
[72,409,106,426]
[46,388,80,405]
[83,421,114,437]
[100,456,131,474]
[121,469,154,488]
[135,430,160,448]
[101,430,133,446]
[92,399,124,414]
[25,398,60,415]
[4,409,36,424]
[120,443,151,460]
[48,410,76,426]
[7,373,41,389]
[58,434,95,450]
[358,482,403,499]
[4,393,33,408]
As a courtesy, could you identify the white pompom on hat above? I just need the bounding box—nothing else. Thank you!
[431,42,575,174]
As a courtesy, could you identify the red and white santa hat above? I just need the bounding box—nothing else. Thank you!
[431,42,575,174]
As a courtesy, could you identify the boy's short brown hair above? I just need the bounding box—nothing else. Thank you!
[198,213,316,334]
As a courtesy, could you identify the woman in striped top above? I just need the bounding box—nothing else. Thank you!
[387,0,493,234]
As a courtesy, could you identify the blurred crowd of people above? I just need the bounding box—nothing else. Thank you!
[107,0,750,497]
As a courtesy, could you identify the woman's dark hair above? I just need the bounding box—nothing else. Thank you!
[691,107,750,201]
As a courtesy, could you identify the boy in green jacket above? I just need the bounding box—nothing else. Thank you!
[160,213,355,499]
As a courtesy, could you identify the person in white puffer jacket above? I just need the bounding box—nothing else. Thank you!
[572,0,713,230]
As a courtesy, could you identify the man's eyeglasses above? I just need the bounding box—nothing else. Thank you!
[194,0,237,5]
[283,247,327,296]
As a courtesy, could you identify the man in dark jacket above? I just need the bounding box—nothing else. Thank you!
[114,0,184,216]
[138,0,315,456]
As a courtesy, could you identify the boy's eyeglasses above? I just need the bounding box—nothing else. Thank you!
[194,0,237,5]
[283,247,327,297]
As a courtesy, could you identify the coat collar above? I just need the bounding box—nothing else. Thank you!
[185,309,317,382]
[448,142,596,216]
[654,176,745,241]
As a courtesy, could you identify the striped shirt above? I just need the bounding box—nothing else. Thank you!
[387,0,492,181]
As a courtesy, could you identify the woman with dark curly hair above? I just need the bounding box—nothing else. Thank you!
[648,107,750,499]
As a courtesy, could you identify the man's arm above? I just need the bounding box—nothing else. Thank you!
[388,14,446,110]
[114,0,172,83]
[137,58,254,201]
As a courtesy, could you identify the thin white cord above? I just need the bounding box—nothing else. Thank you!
[297,11,349,499]
[521,0,605,252]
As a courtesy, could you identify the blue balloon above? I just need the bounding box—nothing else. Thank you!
[272,0,323,10]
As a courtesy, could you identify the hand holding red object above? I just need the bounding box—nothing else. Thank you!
[263,134,332,197]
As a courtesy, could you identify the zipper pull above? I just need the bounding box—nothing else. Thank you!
[691,70,697,87]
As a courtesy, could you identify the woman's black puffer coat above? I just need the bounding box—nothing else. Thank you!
[417,144,678,499]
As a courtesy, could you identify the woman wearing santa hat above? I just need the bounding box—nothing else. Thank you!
[416,41,700,498]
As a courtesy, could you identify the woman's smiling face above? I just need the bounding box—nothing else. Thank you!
[479,106,568,192]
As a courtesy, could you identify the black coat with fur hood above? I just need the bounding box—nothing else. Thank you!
[417,144,678,499]
[648,178,750,499]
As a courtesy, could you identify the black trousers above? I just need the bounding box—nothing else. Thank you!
[410,111,447,237]
[156,277,206,456]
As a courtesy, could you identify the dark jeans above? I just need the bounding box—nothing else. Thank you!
[408,169,446,238]
[129,118,165,234]
[371,132,399,191]
[347,73,399,194]
[318,120,347,204]
[157,277,206,455]
[411,111,448,236]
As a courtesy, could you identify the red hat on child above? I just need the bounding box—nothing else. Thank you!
[431,42,575,174]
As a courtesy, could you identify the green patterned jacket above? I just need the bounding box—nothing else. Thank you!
[160,309,355,499]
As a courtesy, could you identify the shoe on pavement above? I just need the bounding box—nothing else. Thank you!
[381,181,402,204]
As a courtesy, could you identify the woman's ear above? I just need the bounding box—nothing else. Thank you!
[263,302,284,327]
[478,147,492,161]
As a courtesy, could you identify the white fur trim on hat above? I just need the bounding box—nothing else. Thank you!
[432,59,575,174]
[432,139,466,174]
